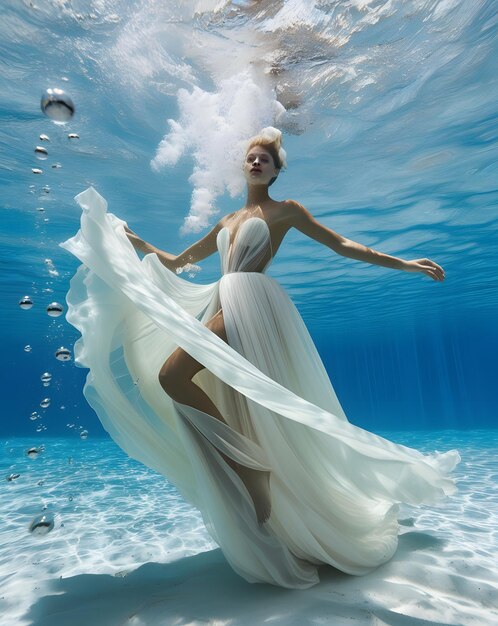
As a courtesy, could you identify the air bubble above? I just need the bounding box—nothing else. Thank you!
[67,133,79,139]
[80,430,89,440]
[46,302,63,317]
[32,168,43,175]
[40,372,52,384]
[24,345,32,352]
[35,146,48,160]
[55,347,71,361]
[40,398,50,408]
[29,513,55,535]
[27,447,41,459]
[7,473,20,481]
[19,296,33,309]
[40,88,75,123]
[39,134,50,141]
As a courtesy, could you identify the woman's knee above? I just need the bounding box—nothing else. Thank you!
[158,359,174,390]
[157,350,201,397]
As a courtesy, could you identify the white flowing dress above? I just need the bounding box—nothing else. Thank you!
[60,187,460,589]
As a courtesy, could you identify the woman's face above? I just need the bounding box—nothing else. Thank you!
[243,145,279,186]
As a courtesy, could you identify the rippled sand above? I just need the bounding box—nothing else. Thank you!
[1,430,497,625]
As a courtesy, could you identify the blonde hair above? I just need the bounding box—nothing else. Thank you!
[246,127,287,171]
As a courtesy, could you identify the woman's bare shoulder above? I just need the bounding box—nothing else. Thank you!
[278,199,309,227]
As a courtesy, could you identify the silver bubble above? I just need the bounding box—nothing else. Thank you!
[67,133,79,139]
[55,347,71,361]
[32,168,43,174]
[36,424,43,432]
[39,134,50,141]
[40,398,50,408]
[41,372,52,384]
[40,88,75,123]
[7,473,20,481]
[30,412,39,421]
[29,513,55,535]
[36,207,45,212]
[42,185,50,193]
[46,302,63,317]
[24,345,32,352]
[19,296,33,309]
[35,146,48,160]
[51,163,62,169]
[27,447,41,459]
[80,430,89,440]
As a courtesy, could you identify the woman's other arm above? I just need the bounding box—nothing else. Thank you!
[124,214,231,273]
[287,201,445,282]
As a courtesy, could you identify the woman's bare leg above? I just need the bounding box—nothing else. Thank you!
[158,309,271,524]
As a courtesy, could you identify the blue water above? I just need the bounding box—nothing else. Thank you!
[1,2,498,621]
[2,1,497,438]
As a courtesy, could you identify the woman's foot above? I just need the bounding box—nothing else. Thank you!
[236,464,272,524]
[222,453,272,524]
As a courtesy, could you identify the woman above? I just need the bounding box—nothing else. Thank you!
[61,127,459,589]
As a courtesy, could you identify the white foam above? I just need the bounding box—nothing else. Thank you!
[151,70,286,233]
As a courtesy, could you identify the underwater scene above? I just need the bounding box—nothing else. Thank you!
[1,1,497,624]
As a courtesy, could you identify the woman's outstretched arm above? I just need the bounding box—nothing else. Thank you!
[287,200,445,282]
[124,214,231,273]
[124,225,178,271]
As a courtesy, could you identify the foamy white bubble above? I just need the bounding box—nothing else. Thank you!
[152,70,286,233]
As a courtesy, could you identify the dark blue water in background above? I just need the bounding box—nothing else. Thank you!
[1,0,497,439]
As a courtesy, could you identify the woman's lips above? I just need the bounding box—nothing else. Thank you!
[251,168,262,173]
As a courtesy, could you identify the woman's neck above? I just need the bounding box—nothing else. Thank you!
[245,184,271,208]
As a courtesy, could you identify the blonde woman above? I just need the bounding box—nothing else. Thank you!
[62,127,459,589]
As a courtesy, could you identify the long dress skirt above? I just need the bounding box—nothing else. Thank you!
[60,187,460,589]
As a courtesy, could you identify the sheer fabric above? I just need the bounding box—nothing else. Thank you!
[60,187,460,588]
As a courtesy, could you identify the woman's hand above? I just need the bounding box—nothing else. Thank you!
[403,258,445,282]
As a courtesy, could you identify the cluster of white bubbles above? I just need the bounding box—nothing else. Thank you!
[44,258,59,277]
[31,88,76,200]
[175,262,201,278]
[21,295,61,313]
[16,87,89,537]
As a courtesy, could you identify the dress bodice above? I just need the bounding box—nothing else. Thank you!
[217,217,273,275]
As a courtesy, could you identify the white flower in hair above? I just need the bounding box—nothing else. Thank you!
[259,126,287,169]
